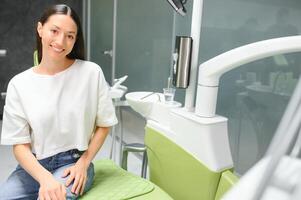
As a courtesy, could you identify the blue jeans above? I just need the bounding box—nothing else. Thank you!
[0,149,94,200]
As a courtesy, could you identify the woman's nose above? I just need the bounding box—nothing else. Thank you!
[55,33,65,45]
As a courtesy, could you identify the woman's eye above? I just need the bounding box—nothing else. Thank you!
[50,29,58,34]
[67,35,74,40]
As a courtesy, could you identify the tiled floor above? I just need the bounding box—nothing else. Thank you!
[0,108,146,183]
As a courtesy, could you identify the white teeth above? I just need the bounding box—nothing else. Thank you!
[51,46,64,52]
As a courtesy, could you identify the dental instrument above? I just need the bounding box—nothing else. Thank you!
[166,0,187,16]
[140,92,156,100]
[112,75,128,90]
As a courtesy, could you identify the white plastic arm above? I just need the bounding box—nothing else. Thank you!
[195,35,301,117]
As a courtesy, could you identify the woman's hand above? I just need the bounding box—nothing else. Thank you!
[62,158,89,196]
[39,175,66,200]
[13,144,67,200]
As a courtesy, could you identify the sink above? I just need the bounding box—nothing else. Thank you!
[125,92,162,118]
[125,91,181,126]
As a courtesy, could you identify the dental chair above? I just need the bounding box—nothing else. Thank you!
[33,51,238,200]
[80,127,238,200]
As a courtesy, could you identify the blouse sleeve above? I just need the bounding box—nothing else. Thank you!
[95,69,118,127]
[0,80,31,145]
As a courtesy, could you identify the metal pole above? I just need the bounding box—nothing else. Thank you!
[170,12,176,79]
[86,0,91,61]
[184,0,203,111]
[111,0,118,85]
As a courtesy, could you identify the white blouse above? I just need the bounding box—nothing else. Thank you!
[0,59,118,159]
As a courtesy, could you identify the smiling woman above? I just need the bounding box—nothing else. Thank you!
[35,13,79,75]
[36,4,85,64]
[0,4,118,200]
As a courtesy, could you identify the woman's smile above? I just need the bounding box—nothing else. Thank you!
[50,44,65,53]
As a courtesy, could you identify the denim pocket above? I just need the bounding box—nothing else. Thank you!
[72,152,81,159]
[56,149,84,168]
[70,149,85,159]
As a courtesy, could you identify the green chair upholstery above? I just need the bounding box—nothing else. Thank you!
[214,170,239,200]
[80,159,173,200]
[145,126,239,200]
[33,50,39,66]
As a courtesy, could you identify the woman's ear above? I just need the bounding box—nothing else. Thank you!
[37,22,43,37]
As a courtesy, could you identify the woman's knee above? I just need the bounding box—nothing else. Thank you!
[53,162,94,199]
[66,162,95,198]
[0,182,38,200]
[0,169,39,199]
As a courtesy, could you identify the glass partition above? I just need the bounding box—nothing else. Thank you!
[90,0,175,146]
[199,0,301,174]
[90,0,114,83]
[115,0,174,92]
[90,0,301,175]
[90,0,175,91]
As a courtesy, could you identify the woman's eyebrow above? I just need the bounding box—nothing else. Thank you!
[52,25,60,29]
[52,24,76,34]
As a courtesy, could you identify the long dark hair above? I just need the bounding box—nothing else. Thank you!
[36,4,85,63]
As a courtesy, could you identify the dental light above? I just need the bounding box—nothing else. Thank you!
[166,0,187,16]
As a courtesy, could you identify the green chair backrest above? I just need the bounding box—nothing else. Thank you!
[33,50,39,66]
[145,126,226,200]
[145,126,239,199]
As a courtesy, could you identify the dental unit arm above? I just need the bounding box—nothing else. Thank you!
[195,36,301,118]
[109,75,128,99]
[191,35,301,200]
[112,75,128,90]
